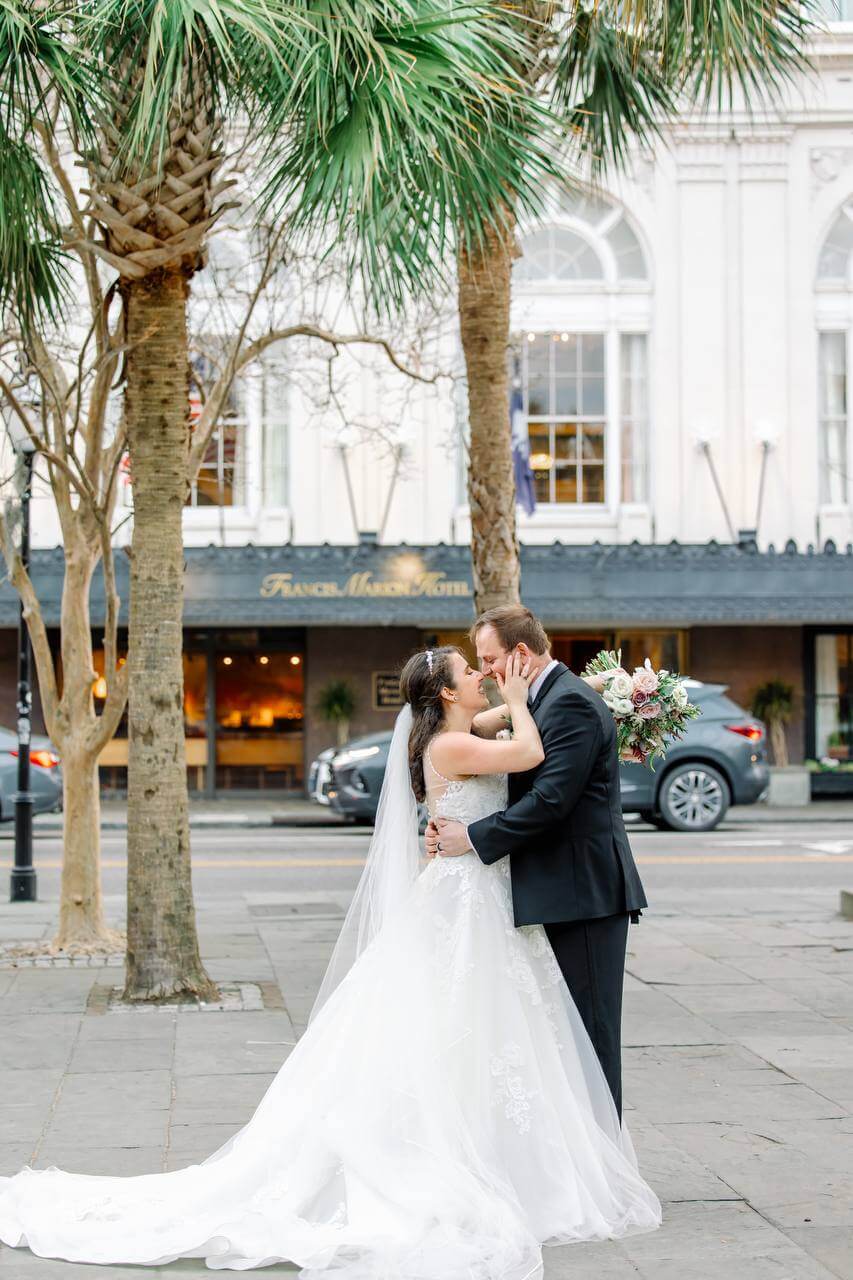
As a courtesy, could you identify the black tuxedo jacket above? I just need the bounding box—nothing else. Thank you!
[468,663,648,927]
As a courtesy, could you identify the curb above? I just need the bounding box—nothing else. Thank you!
[28,811,853,834]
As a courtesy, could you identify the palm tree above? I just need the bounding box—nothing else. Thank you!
[458,0,821,612]
[1,1,555,999]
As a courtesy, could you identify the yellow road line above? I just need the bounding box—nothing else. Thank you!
[3,854,853,869]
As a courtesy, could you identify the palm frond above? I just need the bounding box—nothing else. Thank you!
[256,2,560,306]
[551,5,677,173]
[654,0,821,110]
[0,1,102,327]
[0,128,69,329]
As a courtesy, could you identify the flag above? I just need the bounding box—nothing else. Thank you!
[510,382,536,516]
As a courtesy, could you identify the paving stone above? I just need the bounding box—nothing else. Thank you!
[0,1014,80,1070]
[51,1068,172,1111]
[165,1122,241,1166]
[783,1226,853,1280]
[629,1122,740,1203]
[67,1037,173,1075]
[0,1142,36,1173]
[46,1109,170,1150]
[28,1143,166,1176]
[737,1033,853,1072]
[169,1071,276,1125]
[663,982,813,1016]
[620,1200,837,1274]
[544,1241,637,1277]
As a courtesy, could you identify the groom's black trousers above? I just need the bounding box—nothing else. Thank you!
[544,912,630,1120]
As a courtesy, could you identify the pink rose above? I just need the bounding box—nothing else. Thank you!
[621,745,648,764]
[637,700,661,719]
[632,689,648,707]
[633,667,659,696]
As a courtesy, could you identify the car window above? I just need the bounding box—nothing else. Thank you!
[697,693,747,720]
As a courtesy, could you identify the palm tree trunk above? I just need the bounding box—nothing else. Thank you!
[121,267,217,1002]
[458,218,521,614]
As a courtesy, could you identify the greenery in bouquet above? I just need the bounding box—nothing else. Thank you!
[582,650,701,768]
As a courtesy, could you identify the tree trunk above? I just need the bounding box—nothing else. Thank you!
[53,549,119,949]
[55,746,120,948]
[770,718,789,769]
[122,267,217,1002]
[458,218,521,615]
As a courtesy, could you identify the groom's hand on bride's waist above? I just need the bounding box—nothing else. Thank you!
[425,818,472,859]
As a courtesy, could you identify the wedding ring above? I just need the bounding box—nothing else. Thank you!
[437,842,443,852]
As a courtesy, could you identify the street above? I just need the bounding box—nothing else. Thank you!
[6,816,853,898]
[0,815,851,1279]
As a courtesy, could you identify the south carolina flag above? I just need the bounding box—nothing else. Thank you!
[510,382,536,516]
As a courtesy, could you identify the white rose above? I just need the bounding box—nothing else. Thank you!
[672,683,688,709]
[611,697,635,717]
[607,672,633,700]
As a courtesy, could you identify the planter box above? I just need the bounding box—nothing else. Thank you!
[810,771,853,798]
[767,767,811,807]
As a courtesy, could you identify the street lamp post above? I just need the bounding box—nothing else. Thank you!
[9,436,36,902]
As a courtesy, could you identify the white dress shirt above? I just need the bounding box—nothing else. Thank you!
[527,657,559,705]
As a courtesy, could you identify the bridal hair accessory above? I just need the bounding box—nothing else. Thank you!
[425,650,434,673]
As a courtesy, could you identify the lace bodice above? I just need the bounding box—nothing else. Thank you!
[424,740,508,825]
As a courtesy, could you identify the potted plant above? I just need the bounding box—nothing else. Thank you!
[751,681,808,805]
[751,681,795,768]
[316,680,358,748]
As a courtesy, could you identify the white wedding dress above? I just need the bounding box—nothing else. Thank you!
[0,723,661,1277]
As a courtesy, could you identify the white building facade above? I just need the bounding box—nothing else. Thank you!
[16,14,853,791]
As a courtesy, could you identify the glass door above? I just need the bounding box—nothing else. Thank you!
[815,633,853,761]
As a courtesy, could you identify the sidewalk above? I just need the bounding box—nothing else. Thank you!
[31,796,853,832]
[0,882,851,1280]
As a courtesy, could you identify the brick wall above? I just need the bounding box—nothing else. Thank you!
[689,626,805,763]
[304,627,423,776]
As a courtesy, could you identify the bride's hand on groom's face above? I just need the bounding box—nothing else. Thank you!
[496,649,533,708]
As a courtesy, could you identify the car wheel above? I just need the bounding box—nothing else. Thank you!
[656,763,730,832]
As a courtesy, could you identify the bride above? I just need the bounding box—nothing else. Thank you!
[0,645,661,1277]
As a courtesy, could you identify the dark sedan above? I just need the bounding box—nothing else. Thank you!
[311,680,768,833]
[0,727,63,819]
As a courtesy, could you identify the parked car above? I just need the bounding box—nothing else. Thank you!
[619,681,768,831]
[310,680,769,833]
[0,727,63,820]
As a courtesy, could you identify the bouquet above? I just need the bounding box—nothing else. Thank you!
[582,649,700,767]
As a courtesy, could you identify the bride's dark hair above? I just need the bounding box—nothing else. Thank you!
[399,646,459,802]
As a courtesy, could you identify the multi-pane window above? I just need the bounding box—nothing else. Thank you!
[620,334,649,503]
[817,205,853,284]
[817,0,853,19]
[188,346,247,507]
[818,332,848,505]
[522,332,606,504]
[261,359,288,507]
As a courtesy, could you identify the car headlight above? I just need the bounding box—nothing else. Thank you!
[334,745,381,769]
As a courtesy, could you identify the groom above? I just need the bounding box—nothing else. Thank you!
[425,605,647,1119]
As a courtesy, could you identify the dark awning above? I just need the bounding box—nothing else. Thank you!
[8,539,853,630]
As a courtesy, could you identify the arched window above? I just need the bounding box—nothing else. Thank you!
[511,192,651,512]
[817,203,853,287]
[816,201,853,506]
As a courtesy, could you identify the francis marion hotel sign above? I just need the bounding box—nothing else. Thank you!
[259,570,471,600]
